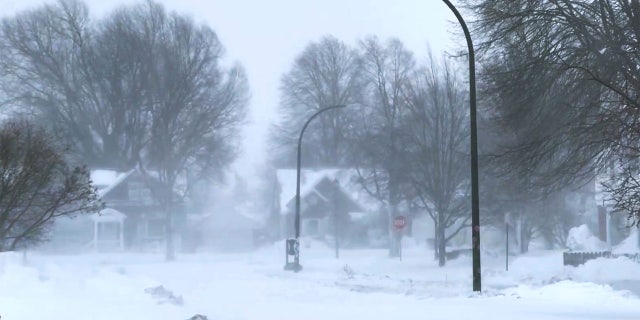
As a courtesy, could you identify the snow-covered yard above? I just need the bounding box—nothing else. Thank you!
[1,240,639,320]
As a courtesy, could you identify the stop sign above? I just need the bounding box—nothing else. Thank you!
[393,215,406,230]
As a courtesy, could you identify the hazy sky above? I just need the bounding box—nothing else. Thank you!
[5,0,459,178]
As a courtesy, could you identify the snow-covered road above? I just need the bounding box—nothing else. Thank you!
[1,241,639,319]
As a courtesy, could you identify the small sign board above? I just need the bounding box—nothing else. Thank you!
[393,215,406,230]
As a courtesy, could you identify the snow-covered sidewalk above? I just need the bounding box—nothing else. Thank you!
[1,242,639,319]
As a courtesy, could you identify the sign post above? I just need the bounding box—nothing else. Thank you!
[393,216,406,261]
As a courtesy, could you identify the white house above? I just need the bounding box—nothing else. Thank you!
[47,168,187,252]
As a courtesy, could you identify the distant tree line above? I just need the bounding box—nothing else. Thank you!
[0,0,248,258]
[273,0,640,263]
[462,0,640,248]
[271,36,470,266]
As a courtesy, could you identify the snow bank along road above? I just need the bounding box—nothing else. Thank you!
[1,244,639,320]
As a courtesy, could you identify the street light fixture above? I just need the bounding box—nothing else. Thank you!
[284,104,347,272]
[442,0,482,292]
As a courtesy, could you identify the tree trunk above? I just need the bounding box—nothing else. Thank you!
[334,212,340,259]
[520,230,530,254]
[9,239,18,251]
[437,211,446,267]
[165,206,175,261]
[388,188,400,258]
[332,184,340,259]
[519,218,530,254]
[434,221,439,260]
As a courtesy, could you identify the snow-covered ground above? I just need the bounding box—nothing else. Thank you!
[1,240,640,320]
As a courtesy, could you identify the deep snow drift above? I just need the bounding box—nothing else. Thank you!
[1,239,639,320]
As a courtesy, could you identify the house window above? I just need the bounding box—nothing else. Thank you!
[146,219,166,239]
[306,193,319,207]
[128,182,152,204]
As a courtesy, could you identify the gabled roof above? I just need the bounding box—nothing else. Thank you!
[289,175,365,214]
[276,169,338,212]
[276,168,379,215]
[90,207,126,223]
[90,167,188,201]
[91,169,135,198]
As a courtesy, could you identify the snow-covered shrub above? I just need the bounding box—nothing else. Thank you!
[566,225,608,251]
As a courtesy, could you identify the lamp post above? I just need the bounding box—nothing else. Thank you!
[284,104,347,272]
[442,0,482,292]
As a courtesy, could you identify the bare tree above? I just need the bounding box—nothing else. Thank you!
[0,0,149,169]
[404,55,470,266]
[273,36,364,167]
[138,1,248,260]
[603,164,640,227]
[465,0,640,222]
[0,120,101,251]
[0,1,248,260]
[353,36,415,257]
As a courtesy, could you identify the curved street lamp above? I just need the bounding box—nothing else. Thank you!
[442,0,482,292]
[284,104,347,272]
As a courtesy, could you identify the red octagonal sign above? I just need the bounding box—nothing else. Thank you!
[393,215,406,230]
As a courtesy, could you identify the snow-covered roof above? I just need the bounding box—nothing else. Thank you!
[90,207,126,223]
[277,169,333,213]
[276,168,379,215]
[91,169,135,198]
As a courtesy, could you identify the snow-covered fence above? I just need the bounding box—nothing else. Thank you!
[563,251,640,266]
[563,251,611,266]
[617,253,640,263]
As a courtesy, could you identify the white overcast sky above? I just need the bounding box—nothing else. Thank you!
[5,0,460,177]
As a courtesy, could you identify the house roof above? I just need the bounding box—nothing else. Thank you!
[276,169,337,212]
[276,168,378,215]
[90,167,187,201]
[91,169,135,198]
[90,207,126,223]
